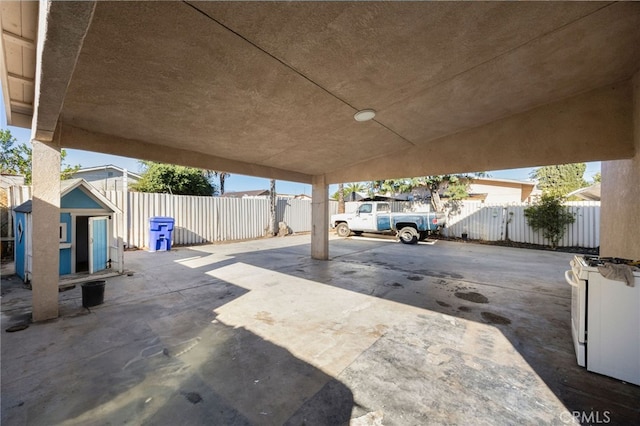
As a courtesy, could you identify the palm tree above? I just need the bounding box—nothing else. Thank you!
[344,182,366,201]
[269,179,277,236]
[338,183,345,213]
[201,170,230,195]
[218,172,229,195]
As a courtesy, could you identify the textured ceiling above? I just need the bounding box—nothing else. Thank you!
[38,2,640,179]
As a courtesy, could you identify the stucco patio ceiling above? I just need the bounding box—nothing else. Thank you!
[5,1,640,183]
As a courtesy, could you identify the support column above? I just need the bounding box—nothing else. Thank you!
[600,72,640,259]
[311,174,329,260]
[31,140,60,321]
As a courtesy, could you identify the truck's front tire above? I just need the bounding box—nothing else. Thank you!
[336,223,351,238]
[398,227,419,244]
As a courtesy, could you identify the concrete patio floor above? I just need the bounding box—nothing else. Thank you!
[2,235,639,425]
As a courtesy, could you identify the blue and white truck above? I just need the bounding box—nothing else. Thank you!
[331,201,445,244]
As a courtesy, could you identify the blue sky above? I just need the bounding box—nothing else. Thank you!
[2,112,600,195]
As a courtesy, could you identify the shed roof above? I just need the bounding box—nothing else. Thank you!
[14,200,32,213]
[13,179,121,214]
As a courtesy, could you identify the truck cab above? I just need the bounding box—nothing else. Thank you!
[347,202,391,232]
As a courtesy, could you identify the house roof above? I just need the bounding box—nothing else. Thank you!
[470,177,536,187]
[14,179,122,213]
[567,182,601,201]
[73,165,142,179]
[221,189,270,198]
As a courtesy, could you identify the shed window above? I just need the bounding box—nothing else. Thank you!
[59,223,67,242]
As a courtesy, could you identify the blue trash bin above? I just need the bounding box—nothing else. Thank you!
[149,217,175,252]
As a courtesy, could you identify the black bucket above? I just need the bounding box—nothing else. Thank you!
[81,280,106,308]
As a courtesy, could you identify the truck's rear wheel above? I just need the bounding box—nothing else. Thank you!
[336,223,351,237]
[398,227,418,244]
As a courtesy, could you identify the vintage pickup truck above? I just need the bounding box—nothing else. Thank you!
[331,201,445,244]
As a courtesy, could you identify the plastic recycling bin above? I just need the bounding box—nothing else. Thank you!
[149,216,175,252]
[82,280,106,308]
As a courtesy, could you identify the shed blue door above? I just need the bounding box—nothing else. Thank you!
[89,217,108,274]
[15,212,27,280]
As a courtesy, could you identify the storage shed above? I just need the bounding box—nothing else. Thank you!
[14,179,122,283]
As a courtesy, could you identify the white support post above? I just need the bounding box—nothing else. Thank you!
[31,139,60,321]
[311,174,329,260]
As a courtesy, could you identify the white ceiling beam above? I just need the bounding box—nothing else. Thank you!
[56,123,314,184]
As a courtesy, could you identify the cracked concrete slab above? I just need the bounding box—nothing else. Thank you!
[2,235,639,425]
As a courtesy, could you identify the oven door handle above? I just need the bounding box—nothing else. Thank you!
[565,270,580,288]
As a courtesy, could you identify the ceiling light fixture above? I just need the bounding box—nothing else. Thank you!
[354,109,376,122]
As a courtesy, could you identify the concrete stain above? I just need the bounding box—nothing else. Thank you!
[436,301,451,308]
[454,292,489,304]
[256,311,275,325]
[407,275,424,281]
[384,282,404,288]
[414,269,463,279]
[481,312,511,325]
[458,306,471,312]
[181,392,203,404]
[5,324,29,333]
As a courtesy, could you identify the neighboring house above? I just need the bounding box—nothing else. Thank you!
[0,174,25,188]
[403,177,539,204]
[221,189,270,198]
[71,165,141,192]
[1,174,27,259]
[466,177,539,203]
[567,183,601,201]
[13,179,123,284]
[279,193,312,201]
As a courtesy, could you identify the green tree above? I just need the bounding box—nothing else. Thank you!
[201,170,230,195]
[332,182,367,201]
[373,173,486,212]
[269,179,277,236]
[0,129,80,184]
[531,163,587,197]
[592,172,601,184]
[524,194,576,248]
[337,183,345,213]
[132,162,216,196]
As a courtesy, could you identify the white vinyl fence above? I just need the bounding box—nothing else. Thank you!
[346,199,600,248]
[441,201,600,248]
[103,192,339,248]
[3,184,598,250]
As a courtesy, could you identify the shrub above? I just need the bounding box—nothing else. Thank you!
[524,195,575,248]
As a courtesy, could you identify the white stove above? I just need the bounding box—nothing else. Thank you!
[565,255,640,385]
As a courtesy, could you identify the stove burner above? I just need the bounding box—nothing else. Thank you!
[582,255,634,267]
